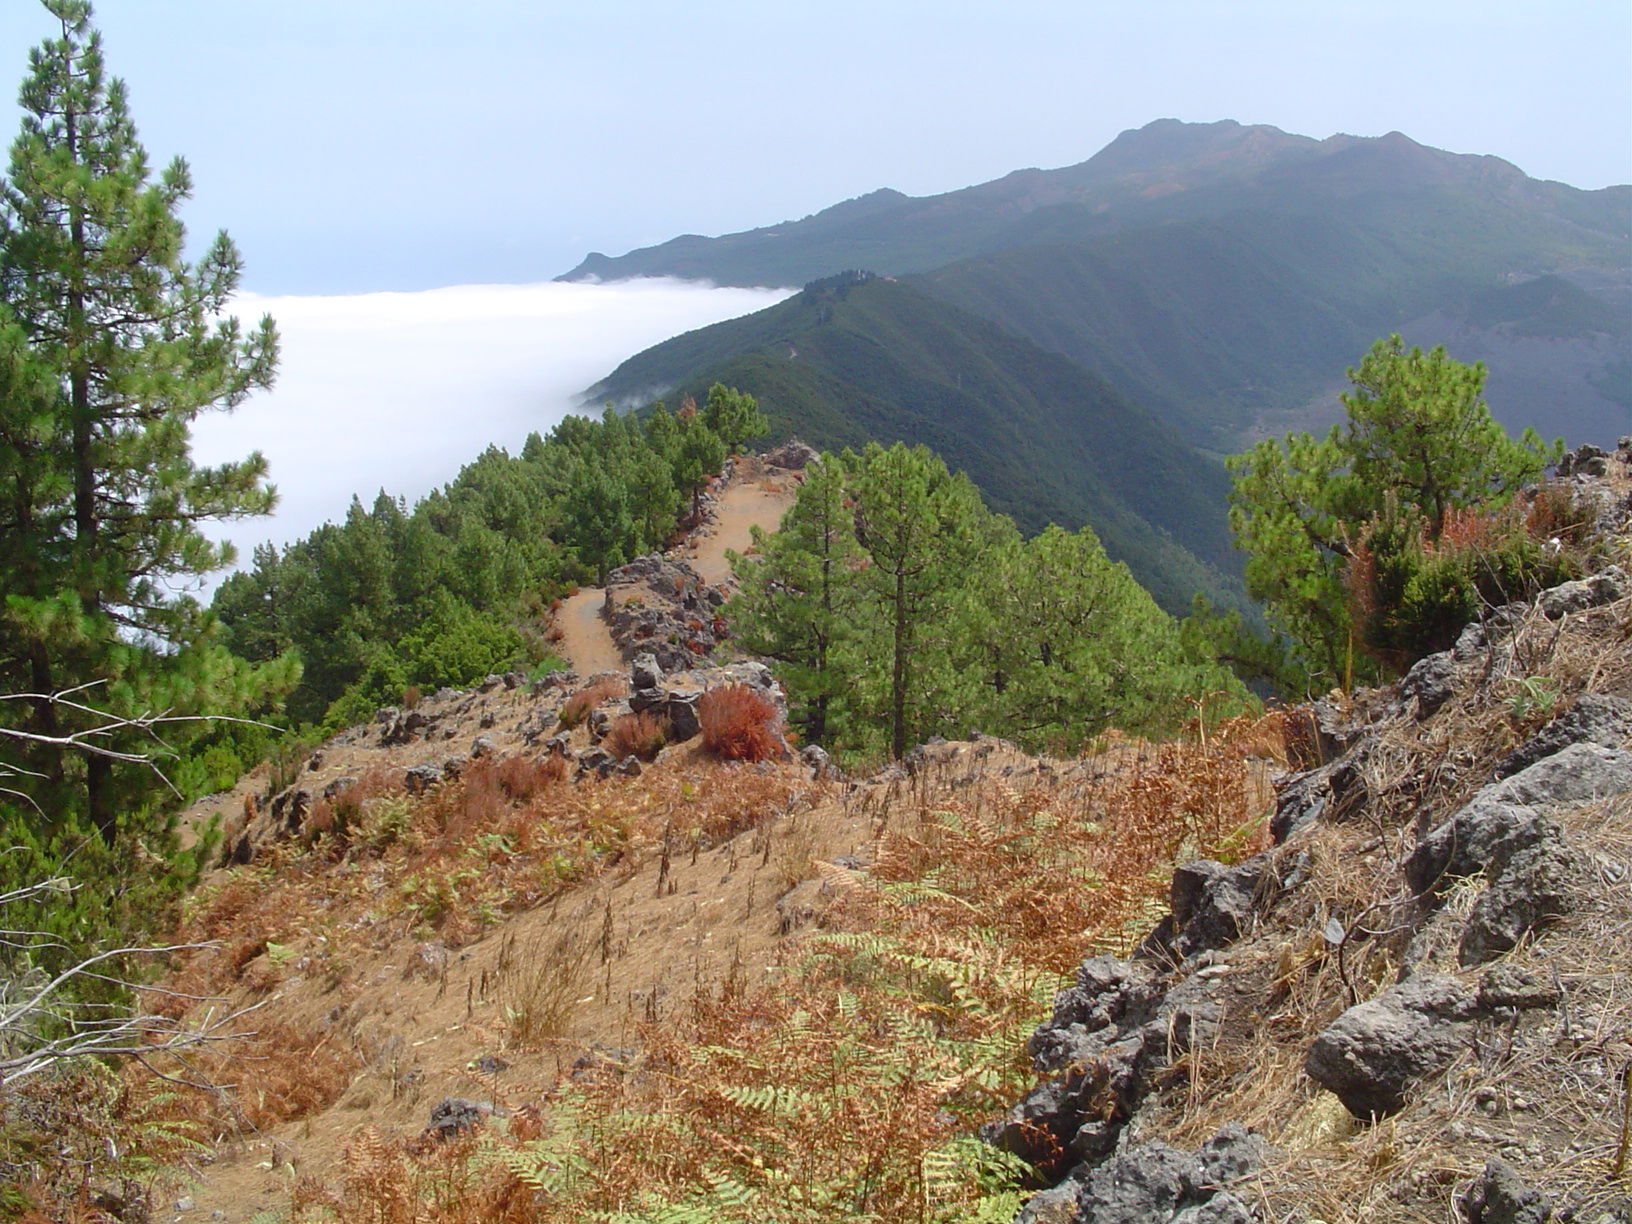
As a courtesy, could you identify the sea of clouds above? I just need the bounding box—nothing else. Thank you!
[186,278,791,596]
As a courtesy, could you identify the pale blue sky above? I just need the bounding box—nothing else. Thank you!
[1,1,1627,294]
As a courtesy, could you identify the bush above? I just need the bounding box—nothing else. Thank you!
[698,685,783,762]
[1347,495,1579,667]
[604,711,670,761]
[558,677,628,729]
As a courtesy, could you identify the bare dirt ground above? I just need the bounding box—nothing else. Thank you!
[679,461,795,586]
[553,586,622,677]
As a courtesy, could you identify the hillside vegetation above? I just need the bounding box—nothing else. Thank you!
[591,272,1243,615]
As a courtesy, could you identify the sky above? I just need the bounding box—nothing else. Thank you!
[0,0,1629,568]
[0,1,1626,295]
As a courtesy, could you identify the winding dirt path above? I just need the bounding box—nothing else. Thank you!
[554,586,624,677]
[684,473,794,585]
[550,464,796,675]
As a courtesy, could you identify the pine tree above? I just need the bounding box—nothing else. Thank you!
[0,1,283,837]
[847,442,986,758]
[702,382,767,454]
[727,456,859,743]
[1227,335,1559,686]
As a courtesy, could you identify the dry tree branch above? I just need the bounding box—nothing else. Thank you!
[0,875,266,1086]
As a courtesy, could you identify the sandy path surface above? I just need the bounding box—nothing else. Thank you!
[555,586,624,676]
[686,475,794,585]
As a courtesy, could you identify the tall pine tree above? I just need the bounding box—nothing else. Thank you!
[0,1,283,838]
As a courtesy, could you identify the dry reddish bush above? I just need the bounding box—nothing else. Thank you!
[558,676,628,728]
[698,684,782,762]
[493,752,568,802]
[150,1021,360,1139]
[604,711,669,761]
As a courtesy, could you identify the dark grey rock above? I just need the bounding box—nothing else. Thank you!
[441,755,468,780]
[1538,565,1627,619]
[1166,858,1267,958]
[1075,1141,1192,1223]
[664,689,703,741]
[1478,965,1561,1012]
[321,776,357,800]
[1459,1156,1553,1223]
[424,1097,496,1140]
[800,743,834,778]
[1305,976,1478,1118]
[1194,1122,1263,1189]
[1271,753,1368,843]
[630,652,663,692]
[1495,694,1632,779]
[1407,800,1548,895]
[1015,1181,1080,1224]
[470,734,498,760]
[1401,650,1457,718]
[403,763,442,795]
[763,439,819,470]
[577,747,614,776]
[1460,835,1586,964]
[1171,1194,1254,1224]
[1483,743,1632,808]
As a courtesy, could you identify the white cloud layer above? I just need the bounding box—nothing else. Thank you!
[186,278,791,595]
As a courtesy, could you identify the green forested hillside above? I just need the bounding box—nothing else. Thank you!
[593,273,1242,614]
[568,119,1630,452]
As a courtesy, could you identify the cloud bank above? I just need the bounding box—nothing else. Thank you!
[186,278,791,594]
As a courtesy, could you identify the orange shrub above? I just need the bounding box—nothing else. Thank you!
[604,711,669,761]
[559,676,628,728]
[698,684,782,762]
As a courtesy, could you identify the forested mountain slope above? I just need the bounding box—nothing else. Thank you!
[589,272,1241,614]
[568,119,1631,449]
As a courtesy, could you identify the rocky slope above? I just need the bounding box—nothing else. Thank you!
[990,447,1632,1222]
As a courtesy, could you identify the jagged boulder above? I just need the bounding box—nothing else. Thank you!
[1537,564,1627,619]
[1016,1124,1264,1224]
[1145,857,1269,961]
[1458,833,1587,964]
[1458,1156,1553,1224]
[1494,693,1632,779]
[989,956,1225,1172]
[1304,975,1478,1118]
[1400,649,1457,718]
[763,439,819,470]
[1408,743,1632,894]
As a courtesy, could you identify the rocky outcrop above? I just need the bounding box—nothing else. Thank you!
[999,556,1630,1220]
[603,554,728,672]
[1303,976,1479,1118]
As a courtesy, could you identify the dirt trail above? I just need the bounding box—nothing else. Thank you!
[684,475,793,585]
[551,464,795,675]
[554,586,623,677]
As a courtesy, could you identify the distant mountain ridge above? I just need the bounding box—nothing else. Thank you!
[567,118,1630,614]
[560,119,1628,292]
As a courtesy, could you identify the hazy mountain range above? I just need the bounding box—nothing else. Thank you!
[563,119,1631,612]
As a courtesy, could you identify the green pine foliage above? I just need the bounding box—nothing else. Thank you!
[0,0,294,995]
[1227,336,1564,689]
[729,443,1249,759]
[213,406,735,728]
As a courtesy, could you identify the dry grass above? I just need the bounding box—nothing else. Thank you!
[1136,598,1632,1222]
[603,710,669,761]
[558,676,628,729]
[273,718,1287,1222]
[493,927,598,1052]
